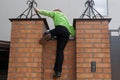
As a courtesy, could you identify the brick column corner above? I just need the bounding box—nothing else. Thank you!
[74,18,112,80]
[7,18,48,80]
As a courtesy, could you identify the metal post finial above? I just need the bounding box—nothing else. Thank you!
[17,0,41,19]
[80,0,104,19]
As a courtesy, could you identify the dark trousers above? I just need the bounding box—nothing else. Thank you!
[50,25,70,73]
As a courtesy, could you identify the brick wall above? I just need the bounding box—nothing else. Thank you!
[75,19,112,80]
[8,19,76,80]
[8,18,112,80]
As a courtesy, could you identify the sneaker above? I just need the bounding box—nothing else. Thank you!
[42,31,52,41]
[53,72,61,78]
[43,33,51,41]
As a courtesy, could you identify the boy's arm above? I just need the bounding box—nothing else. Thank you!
[34,7,54,17]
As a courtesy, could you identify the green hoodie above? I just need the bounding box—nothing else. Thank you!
[38,10,75,37]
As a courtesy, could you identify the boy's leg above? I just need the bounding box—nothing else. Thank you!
[54,36,69,73]
[53,28,70,78]
[49,26,70,77]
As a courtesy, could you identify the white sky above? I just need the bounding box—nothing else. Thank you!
[94,0,108,16]
[0,0,120,41]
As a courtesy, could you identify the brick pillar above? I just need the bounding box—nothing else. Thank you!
[8,19,48,80]
[74,19,112,80]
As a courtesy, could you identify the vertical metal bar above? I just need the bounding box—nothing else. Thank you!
[80,0,104,19]
[17,0,41,19]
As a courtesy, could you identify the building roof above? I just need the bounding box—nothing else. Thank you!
[0,40,10,51]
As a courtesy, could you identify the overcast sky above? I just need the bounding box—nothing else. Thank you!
[0,0,120,41]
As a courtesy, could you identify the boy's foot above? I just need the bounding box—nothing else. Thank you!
[43,32,51,41]
[39,32,51,44]
[53,72,61,78]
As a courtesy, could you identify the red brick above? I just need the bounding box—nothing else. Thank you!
[85,48,94,53]
[77,58,85,62]
[103,58,111,63]
[97,63,111,68]
[102,29,109,33]
[25,73,41,78]
[93,34,102,38]
[16,57,33,63]
[76,48,85,53]
[17,68,32,73]
[102,39,110,43]
[16,78,33,80]
[13,63,25,67]
[85,39,101,43]
[32,68,42,73]
[77,53,93,58]
[34,58,42,63]
[94,54,110,58]
[84,68,91,72]
[85,58,102,63]
[17,48,34,53]
[77,63,91,68]
[77,73,94,78]
[103,68,111,73]
[94,73,111,79]
[96,68,103,73]
[8,68,16,73]
[25,63,41,67]
[26,53,42,58]
[85,29,101,34]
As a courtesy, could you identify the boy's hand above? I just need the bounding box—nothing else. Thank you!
[34,7,40,12]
